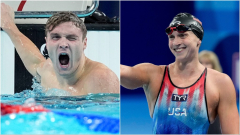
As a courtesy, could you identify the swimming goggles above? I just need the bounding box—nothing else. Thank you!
[165,24,191,35]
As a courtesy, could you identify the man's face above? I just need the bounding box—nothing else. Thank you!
[168,30,201,61]
[45,22,87,76]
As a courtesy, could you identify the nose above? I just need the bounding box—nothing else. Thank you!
[172,37,182,46]
[59,38,69,49]
[60,44,69,49]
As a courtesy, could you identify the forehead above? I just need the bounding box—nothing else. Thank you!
[48,22,82,36]
[170,31,195,37]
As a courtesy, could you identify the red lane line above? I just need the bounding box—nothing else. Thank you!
[17,0,27,11]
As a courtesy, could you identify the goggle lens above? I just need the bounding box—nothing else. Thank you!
[165,25,190,35]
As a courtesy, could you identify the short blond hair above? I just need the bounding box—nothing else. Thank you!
[199,50,222,72]
[45,11,87,40]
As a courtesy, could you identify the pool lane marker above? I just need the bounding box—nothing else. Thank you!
[1,103,49,115]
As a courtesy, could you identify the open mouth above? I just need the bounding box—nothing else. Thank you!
[59,53,69,66]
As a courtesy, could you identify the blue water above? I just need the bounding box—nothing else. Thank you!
[1,78,120,134]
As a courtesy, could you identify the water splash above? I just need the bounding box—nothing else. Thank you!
[1,78,120,134]
[1,77,120,117]
[12,77,46,98]
[6,77,74,99]
[1,77,120,115]
[22,98,36,107]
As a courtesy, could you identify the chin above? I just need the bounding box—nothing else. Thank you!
[57,70,72,76]
[59,66,79,77]
[175,55,187,61]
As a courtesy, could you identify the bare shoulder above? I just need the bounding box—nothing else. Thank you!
[145,64,166,80]
[207,68,233,86]
[91,61,117,78]
[86,59,119,93]
[134,63,164,71]
[134,63,165,76]
[207,68,235,94]
[153,64,166,75]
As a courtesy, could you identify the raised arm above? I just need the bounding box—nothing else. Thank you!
[218,74,239,134]
[120,63,154,89]
[1,3,46,77]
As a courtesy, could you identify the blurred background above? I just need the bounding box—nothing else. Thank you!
[120,1,239,134]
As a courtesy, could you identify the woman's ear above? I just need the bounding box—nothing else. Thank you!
[197,40,202,47]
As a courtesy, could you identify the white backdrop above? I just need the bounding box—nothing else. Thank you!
[0,31,15,94]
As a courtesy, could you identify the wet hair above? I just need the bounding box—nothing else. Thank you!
[199,50,222,72]
[169,13,204,40]
[45,11,87,40]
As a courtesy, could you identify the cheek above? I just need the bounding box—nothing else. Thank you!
[73,43,82,51]
[186,41,197,52]
[46,40,57,50]
[72,44,82,59]
[47,45,54,53]
[184,39,191,46]
[168,41,173,49]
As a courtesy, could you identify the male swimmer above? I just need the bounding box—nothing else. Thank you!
[1,3,119,95]
[121,13,239,134]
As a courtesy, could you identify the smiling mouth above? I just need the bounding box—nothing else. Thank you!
[59,53,69,65]
[174,47,186,52]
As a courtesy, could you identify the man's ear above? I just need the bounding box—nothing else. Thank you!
[83,37,87,50]
[45,37,48,49]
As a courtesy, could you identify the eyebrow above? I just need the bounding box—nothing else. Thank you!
[66,34,79,38]
[50,33,79,38]
[50,33,60,37]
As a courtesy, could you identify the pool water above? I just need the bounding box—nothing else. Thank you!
[1,79,120,134]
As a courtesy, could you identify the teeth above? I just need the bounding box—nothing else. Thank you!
[61,53,67,55]
[175,48,182,52]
